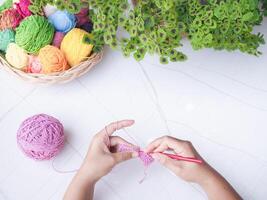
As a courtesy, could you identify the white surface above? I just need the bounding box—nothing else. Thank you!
[1,20,267,200]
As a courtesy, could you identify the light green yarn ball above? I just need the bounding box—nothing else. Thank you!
[0,29,15,52]
[15,15,55,54]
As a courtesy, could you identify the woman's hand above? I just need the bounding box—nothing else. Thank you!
[81,120,138,183]
[64,120,137,200]
[145,136,211,184]
[146,136,241,200]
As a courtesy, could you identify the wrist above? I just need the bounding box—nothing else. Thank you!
[195,163,217,186]
[78,163,100,184]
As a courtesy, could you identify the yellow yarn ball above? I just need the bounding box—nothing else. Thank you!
[6,43,28,70]
[61,28,93,67]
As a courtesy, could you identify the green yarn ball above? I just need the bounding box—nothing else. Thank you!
[15,15,55,54]
[0,29,15,52]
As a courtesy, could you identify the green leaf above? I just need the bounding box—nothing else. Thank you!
[160,56,169,64]
[242,12,254,21]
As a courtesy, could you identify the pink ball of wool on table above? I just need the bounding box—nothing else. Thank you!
[17,114,65,160]
[52,32,65,48]
[14,0,31,18]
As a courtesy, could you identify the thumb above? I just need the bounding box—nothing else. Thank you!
[112,152,137,164]
[152,153,178,171]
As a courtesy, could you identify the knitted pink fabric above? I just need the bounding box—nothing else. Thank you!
[118,144,154,167]
[15,0,31,18]
[17,114,65,160]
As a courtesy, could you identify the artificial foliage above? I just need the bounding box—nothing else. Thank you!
[29,0,87,15]
[186,0,265,56]
[27,0,266,63]
[89,0,189,64]
[0,0,12,12]
[262,0,267,15]
[88,0,265,63]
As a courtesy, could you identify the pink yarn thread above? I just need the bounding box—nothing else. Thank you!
[52,32,65,48]
[118,144,154,183]
[17,114,65,161]
[14,0,31,18]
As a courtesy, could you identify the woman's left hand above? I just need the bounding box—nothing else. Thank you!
[80,120,138,183]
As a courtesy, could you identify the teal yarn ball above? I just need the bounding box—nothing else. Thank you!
[15,15,55,54]
[0,29,15,52]
[48,10,76,33]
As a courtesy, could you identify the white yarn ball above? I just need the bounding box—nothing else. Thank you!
[43,4,58,17]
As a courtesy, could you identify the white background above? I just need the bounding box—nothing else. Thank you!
[1,3,267,199]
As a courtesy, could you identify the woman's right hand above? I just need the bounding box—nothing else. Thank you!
[145,136,213,184]
[146,136,241,200]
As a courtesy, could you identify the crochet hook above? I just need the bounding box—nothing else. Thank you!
[160,152,203,164]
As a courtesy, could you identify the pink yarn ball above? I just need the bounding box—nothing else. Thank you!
[27,55,42,73]
[52,32,65,48]
[17,114,65,161]
[15,0,31,18]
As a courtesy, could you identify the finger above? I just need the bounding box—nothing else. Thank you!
[145,137,163,153]
[112,152,136,164]
[99,120,135,136]
[151,153,179,172]
[110,136,134,147]
[153,143,173,153]
[145,136,186,154]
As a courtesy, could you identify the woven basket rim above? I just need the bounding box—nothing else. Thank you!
[0,51,104,84]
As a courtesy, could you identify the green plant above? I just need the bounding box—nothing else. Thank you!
[187,0,265,56]
[262,0,267,15]
[89,0,265,63]
[89,0,188,64]
[30,0,265,63]
[29,0,87,15]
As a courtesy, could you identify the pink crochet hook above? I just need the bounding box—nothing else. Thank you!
[160,152,203,164]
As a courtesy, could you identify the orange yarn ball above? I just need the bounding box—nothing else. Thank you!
[38,45,69,74]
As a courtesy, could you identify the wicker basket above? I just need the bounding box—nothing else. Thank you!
[0,51,103,84]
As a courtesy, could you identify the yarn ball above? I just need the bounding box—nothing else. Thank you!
[39,45,69,74]
[15,15,55,54]
[27,55,42,73]
[6,43,29,70]
[48,10,76,33]
[0,29,15,52]
[0,0,12,12]
[61,28,93,67]
[43,4,57,17]
[52,31,65,48]
[75,8,89,27]
[0,8,22,30]
[14,0,31,18]
[17,114,65,160]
